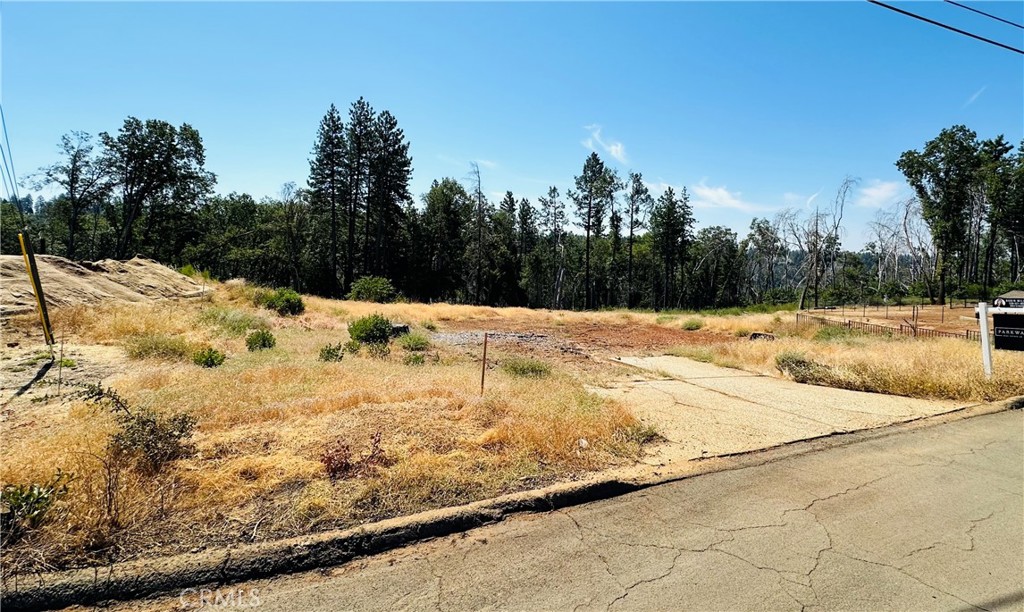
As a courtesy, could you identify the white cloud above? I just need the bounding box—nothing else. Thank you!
[581,124,628,164]
[855,180,904,208]
[963,85,986,108]
[691,179,774,213]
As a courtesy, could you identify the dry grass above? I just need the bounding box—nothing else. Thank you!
[1,283,651,574]
[668,318,1024,402]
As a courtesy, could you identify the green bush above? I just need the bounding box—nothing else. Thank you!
[501,356,551,378]
[319,343,344,362]
[344,339,361,355]
[421,320,438,331]
[199,307,269,336]
[398,331,430,352]
[178,264,212,281]
[124,334,194,361]
[682,318,704,331]
[403,353,426,366]
[83,385,197,475]
[1,470,74,545]
[347,276,398,303]
[265,288,305,316]
[111,410,197,475]
[348,314,393,345]
[245,329,276,351]
[192,346,226,368]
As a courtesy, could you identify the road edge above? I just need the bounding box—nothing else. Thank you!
[1,398,1018,612]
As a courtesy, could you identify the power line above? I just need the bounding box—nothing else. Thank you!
[943,0,1024,30]
[867,0,1024,55]
[0,103,27,226]
[0,104,20,201]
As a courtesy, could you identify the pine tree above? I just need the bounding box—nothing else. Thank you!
[492,191,521,305]
[345,97,376,288]
[624,172,652,307]
[368,110,412,279]
[307,104,347,295]
[568,153,617,309]
[538,185,566,308]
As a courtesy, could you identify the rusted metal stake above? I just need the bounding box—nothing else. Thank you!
[480,332,488,395]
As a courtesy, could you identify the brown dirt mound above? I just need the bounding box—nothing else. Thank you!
[0,254,205,316]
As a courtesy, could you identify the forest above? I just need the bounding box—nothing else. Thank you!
[3,99,1022,310]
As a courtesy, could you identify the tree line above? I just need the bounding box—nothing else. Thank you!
[3,107,1021,310]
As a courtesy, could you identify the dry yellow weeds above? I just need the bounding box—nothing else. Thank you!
[1,286,649,573]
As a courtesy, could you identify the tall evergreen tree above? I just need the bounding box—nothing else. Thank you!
[568,153,617,309]
[624,172,652,307]
[422,178,473,302]
[492,191,521,305]
[368,109,413,278]
[307,104,347,295]
[538,185,566,308]
[345,97,376,288]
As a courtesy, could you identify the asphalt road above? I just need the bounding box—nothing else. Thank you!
[167,410,1023,612]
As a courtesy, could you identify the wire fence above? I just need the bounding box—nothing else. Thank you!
[795,313,988,342]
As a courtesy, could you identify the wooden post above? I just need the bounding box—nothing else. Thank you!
[480,332,489,395]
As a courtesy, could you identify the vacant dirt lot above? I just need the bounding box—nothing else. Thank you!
[2,258,1020,583]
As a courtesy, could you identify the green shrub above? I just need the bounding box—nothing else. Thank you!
[421,320,438,331]
[344,339,361,355]
[398,331,430,352]
[1,470,74,545]
[403,353,426,366]
[348,314,393,345]
[682,318,704,331]
[319,343,344,362]
[265,288,305,316]
[734,328,751,338]
[245,329,276,351]
[83,385,197,475]
[124,334,194,361]
[111,410,197,475]
[178,264,212,281]
[58,358,77,368]
[192,346,226,368]
[501,356,551,378]
[199,307,269,336]
[347,276,398,303]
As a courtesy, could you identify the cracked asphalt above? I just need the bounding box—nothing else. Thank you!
[144,408,1022,612]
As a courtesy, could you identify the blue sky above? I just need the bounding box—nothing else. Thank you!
[2,1,1022,248]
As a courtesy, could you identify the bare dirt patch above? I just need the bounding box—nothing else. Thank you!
[809,302,983,335]
[0,254,205,316]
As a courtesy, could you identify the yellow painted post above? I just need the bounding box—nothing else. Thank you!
[17,232,55,345]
